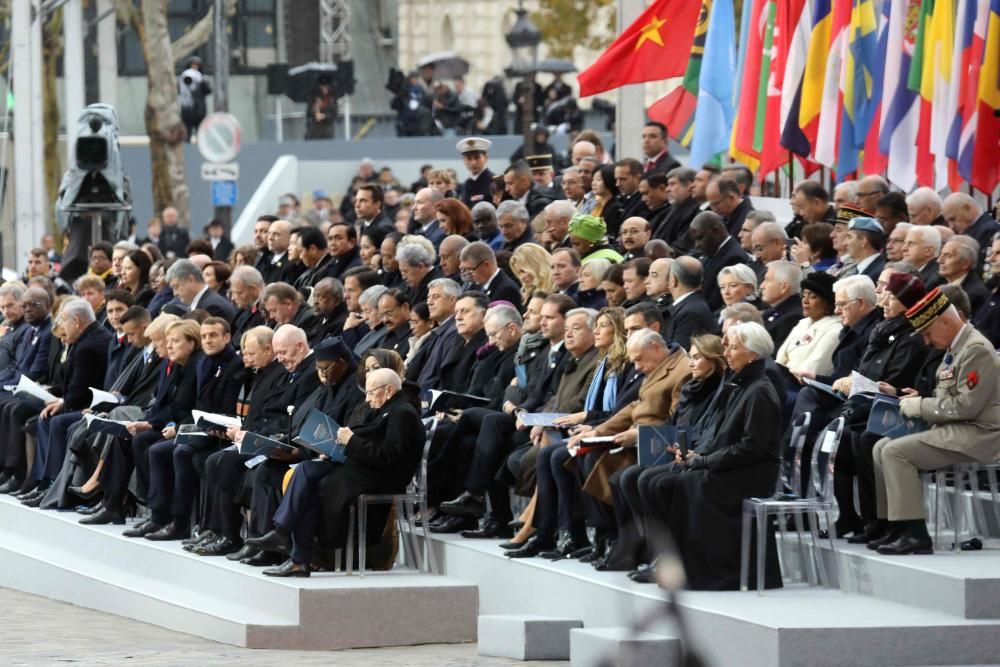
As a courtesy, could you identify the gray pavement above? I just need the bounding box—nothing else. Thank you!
[0,587,565,666]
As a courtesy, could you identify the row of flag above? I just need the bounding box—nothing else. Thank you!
[576,0,1000,195]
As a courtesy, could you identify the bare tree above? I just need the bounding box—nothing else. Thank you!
[112,0,235,227]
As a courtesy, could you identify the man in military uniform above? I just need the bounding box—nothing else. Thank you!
[457,137,495,208]
[869,288,1000,555]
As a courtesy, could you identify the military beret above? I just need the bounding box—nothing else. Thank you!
[847,216,885,237]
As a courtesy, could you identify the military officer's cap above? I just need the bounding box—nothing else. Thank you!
[831,204,869,225]
[457,137,492,155]
[525,154,554,171]
[905,288,952,332]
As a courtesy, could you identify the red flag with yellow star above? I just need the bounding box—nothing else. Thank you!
[577,0,703,98]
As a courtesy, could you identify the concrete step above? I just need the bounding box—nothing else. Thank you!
[428,532,1000,667]
[569,627,680,667]
[478,614,583,660]
[0,496,477,650]
[815,539,1000,620]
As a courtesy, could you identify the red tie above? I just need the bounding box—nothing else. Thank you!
[166,361,174,376]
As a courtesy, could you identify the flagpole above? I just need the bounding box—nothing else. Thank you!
[615,0,646,161]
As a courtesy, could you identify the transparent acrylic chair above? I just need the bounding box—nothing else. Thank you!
[927,462,1000,551]
[740,417,845,594]
[346,417,439,577]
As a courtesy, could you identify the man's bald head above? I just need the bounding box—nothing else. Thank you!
[272,324,309,371]
[942,192,983,235]
[571,141,597,165]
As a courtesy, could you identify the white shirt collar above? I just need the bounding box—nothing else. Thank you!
[855,253,879,274]
[190,285,210,309]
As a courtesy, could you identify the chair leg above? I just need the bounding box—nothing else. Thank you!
[397,498,418,569]
[825,509,844,592]
[967,465,989,541]
[404,500,424,571]
[793,511,817,586]
[952,468,964,552]
[420,496,439,575]
[346,504,356,576]
[755,507,767,595]
[740,507,752,592]
[359,499,368,577]
[986,468,1000,538]
[807,510,829,588]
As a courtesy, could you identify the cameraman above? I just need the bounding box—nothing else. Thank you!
[178,57,212,141]
[387,69,432,137]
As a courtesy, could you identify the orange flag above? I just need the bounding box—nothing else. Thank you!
[577,0,703,98]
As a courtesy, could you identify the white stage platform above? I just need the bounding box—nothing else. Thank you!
[428,533,1000,667]
[6,491,1000,665]
[0,495,477,650]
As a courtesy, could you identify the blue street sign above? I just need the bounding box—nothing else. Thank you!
[211,180,238,207]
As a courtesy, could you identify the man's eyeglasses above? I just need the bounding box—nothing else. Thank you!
[834,297,861,310]
[459,259,486,276]
[365,384,391,397]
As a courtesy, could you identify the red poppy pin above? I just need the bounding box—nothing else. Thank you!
[967,371,979,390]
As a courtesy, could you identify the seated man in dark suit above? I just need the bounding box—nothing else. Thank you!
[167,258,236,322]
[459,241,523,311]
[262,282,320,341]
[759,261,804,350]
[707,175,755,238]
[690,211,750,312]
[664,257,716,350]
[247,368,425,577]
[26,298,112,502]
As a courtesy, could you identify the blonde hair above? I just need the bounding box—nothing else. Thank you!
[165,320,203,348]
[509,243,554,303]
[144,312,180,339]
[690,333,727,376]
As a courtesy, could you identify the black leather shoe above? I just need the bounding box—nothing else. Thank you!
[263,559,310,577]
[227,544,260,561]
[593,545,638,572]
[876,534,933,555]
[628,565,658,584]
[12,480,38,497]
[505,535,555,559]
[241,550,285,567]
[245,529,291,555]
[848,520,890,544]
[866,526,902,550]
[182,530,215,547]
[145,521,191,541]
[21,492,47,508]
[194,537,243,556]
[17,487,45,503]
[79,508,126,526]
[68,484,102,501]
[508,519,525,531]
[580,535,608,563]
[498,538,526,550]
[439,491,487,518]
[429,514,477,534]
[0,476,22,494]
[78,501,104,516]
[539,534,588,560]
[461,517,514,539]
[415,509,444,527]
[122,520,162,537]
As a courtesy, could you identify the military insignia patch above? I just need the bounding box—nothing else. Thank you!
[967,371,979,390]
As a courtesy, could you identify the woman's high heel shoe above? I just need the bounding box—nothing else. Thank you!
[69,484,102,501]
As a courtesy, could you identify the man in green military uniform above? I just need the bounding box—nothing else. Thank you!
[870,288,1000,555]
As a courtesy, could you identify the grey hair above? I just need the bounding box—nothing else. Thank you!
[428,278,461,298]
[313,277,344,300]
[486,304,524,329]
[496,200,530,223]
[884,261,919,276]
[60,297,96,324]
[165,259,205,284]
[721,302,764,325]
[718,263,758,289]
[459,241,496,265]
[905,186,943,211]
[230,265,264,290]
[544,199,577,220]
[471,201,497,223]
[581,258,612,282]
[755,221,788,242]
[891,222,913,237]
[627,327,667,350]
[396,236,437,267]
[113,240,139,252]
[368,367,402,391]
[767,260,802,294]
[908,225,942,255]
[746,210,777,225]
[834,275,878,306]
[241,325,274,350]
[0,282,26,300]
[359,285,388,308]
[946,235,980,267]
[833,180,859,203]
[727,321,774,359]
[566,307,598,329]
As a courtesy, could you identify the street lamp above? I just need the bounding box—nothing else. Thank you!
[505,1,542,155]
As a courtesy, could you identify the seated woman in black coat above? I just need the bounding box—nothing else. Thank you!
[649,322,782,590]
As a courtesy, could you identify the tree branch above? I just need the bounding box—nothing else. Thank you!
[111,0,142,33]
[170,0,237,63]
